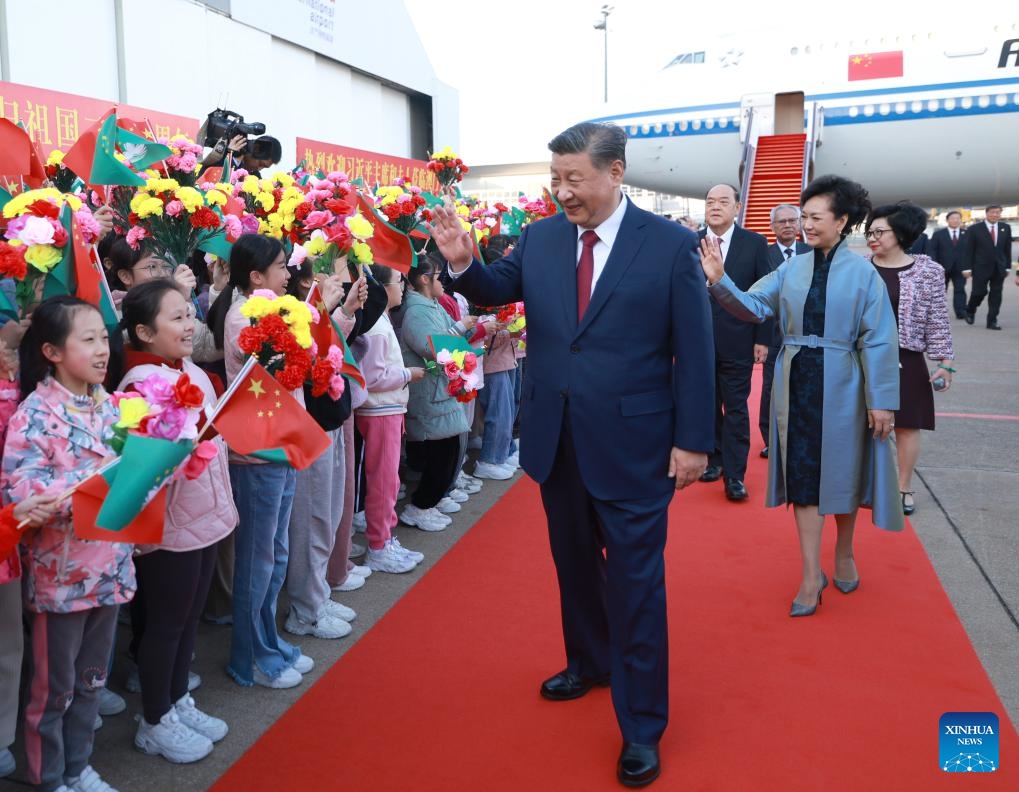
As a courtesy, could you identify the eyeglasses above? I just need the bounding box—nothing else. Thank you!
[384,280,404,288]
[134,263,174,276]
[863,228,891,240]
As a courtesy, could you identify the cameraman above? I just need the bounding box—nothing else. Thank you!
[200,134,282,179]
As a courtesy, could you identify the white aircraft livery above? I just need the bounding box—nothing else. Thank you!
[587,26,1019,206]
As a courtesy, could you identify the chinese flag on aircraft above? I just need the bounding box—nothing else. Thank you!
[848,51,903,81]
[210,358,331,470]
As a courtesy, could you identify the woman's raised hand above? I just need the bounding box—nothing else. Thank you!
[698,236,724,285]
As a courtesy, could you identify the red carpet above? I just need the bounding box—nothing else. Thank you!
[215,403,1018,791]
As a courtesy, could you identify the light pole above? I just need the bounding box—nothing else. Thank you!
[593,5,613,103]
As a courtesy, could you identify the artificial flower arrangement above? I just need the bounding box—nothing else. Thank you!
[125,177,229,266]
[373,179,429,235]
[0,188,103,314]
[152,135,205,186]
[427,334,483,404]
[44,150,81,193]
[426,146,469,188]
[239,289,347,399]
[519,192,559,225]
[109,372,219,481]
[293,210,375,276]
[235,171,305,240]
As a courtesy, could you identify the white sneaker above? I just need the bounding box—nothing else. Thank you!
[349,541,366,559]
[284,610,351,640]
[400,504,448,531]
[252,666,302,689]
[67,765,121,791]
[134,709,213,764]
[0,747,15,778]
[93,714,102,730]
[505,452,520,468]
[447,488,469,503]
[436,497,461,514]
[331,574,364,592]
[398,483,407,499]
[366,542,417,573]
[292,654,314,674]
[456,473,483,494]
[188,671,201,692]
[473,461,514,480]
[174,695,228,743]
[352,511,366,533]
[323,599,357,622]
[390,537,424,565]
[349,564,372,578]
[98,687,126,716]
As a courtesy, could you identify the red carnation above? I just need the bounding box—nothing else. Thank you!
[324,222,352,249]
[189,206,221,230]
[0,243,27,280]
[25,200,60,219]
[401,201,416,216]
[50,224,68,247]
[324,197,354,216]
[294,202,313,221]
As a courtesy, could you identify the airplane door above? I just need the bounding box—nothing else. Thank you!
[740,93,774,145]
[775,92,805,135]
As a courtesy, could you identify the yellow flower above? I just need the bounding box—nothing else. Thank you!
[240,295,278,320]
[351,240,373,263]
[65,194,82,211]
[146,177,179,194]
[432,146,457,160]
[305,236,328,257]
[135,197,165,219]
[3,188,64,218]
[115,397,150,429]
[205,189,227,207]
[451,350,466,368]
[241,176,260,195]
[274,172,295,188]
[256,192,275,212]
[46,150,65,167]
[24,244,62,272]
[175,187,204,213]
[375,186,401,206]
[345,212,374,240]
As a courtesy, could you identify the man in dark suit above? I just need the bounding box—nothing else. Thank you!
[963,204,1013,330]
[928,210,968,319]
[696,184,771,501]
[430,122,714,788]
[759,204,810,458]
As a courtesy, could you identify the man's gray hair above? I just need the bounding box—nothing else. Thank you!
[548,122,627,169]
[770,203,800,223]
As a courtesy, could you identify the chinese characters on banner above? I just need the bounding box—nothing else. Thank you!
[297,137,439,193]
[0,80,199,153]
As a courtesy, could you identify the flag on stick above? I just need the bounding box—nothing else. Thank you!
[305,282,366,388]
[62,109,146,187]
[354,192,417,273]
[72,459,169,543]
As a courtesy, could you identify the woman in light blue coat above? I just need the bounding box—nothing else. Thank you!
[701,176,902,617]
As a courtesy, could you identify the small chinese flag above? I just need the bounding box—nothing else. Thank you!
[0,119,47,187]
[354,191,417,274]
[848,51,903,81]
[210,358,331,470]
[305,282,366,388]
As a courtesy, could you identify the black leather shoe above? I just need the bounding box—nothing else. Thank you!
[955,313,967,320]
[759,446,769,459]
[964,312,975,325]
[698,465,722,483]
[724,478,748,501]
[987,321,1002,330]
[539,670,609,701]
[617,742,661,787]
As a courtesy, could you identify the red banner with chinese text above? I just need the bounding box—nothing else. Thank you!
[296,137,438,192]
[0,80,199,155]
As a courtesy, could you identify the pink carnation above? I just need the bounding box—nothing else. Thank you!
[126,226,149,250]
[135,375,175,408]
[223,214,242,240]
[328,373,345,400]
[3,216,27,240]
[240,214,260,234]
[327,171,349,182]
[75,209,103,244]
[326,345,344,368]
[303,210,331,230]
[165,200,184,217]
[177,153,197,172]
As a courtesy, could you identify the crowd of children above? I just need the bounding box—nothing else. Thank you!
[0,231,524,791]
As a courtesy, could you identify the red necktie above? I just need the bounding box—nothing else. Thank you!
[991,225,997,245]
[951,230,957,246]
[577,230,599,320]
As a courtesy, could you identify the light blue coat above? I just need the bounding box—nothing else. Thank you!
[708,244,904,530]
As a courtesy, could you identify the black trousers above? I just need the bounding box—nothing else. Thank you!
[758,343,780,445]
[406,436,461,509]
[539,415,672,744]
[967,268,1006,323]
[131,545,217,724]
[945,270,968,317]
[709,357,753,480]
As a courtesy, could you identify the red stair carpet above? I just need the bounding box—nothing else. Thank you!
[215,407,1018,791]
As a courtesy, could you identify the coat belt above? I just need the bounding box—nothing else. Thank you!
[782,334,855,351]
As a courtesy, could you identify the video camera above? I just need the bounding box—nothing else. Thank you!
[202,108,267,153]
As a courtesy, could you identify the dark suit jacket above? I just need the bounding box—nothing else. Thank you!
[928,227,966,275]
[700,225,771,360]
[908,233,929,256]
[767,240,810,269]
[962,221,1013,277]
[452,199,715,501]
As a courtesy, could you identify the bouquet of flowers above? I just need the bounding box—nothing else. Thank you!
[294,210,375,275]
[149,135,204,186]
[109,372,218,480]
[238,290,315,391]
[235,171,305,240]
[426,146,469,188]
[520,190,560,226]
[126,177,228,266]
[373,179,429,235]
[44,150,81,193]
[427,334,482,404]
[0,188,103,315]
[308,343,347,400]
[288,172,370,274]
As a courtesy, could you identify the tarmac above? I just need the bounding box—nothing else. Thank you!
[1,270,1017,792]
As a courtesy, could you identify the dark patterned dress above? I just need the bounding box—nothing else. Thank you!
[784,246,835,506]
[874,262,936,430]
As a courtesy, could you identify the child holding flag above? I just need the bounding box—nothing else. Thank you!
[114,280,236,763]
[1,296,128,792]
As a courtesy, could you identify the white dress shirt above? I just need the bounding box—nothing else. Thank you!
[576,193,629,298]
[708,223,735,264]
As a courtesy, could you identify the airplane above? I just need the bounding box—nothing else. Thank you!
[586,26,1019,208]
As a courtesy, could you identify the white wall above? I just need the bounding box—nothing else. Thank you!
[1,0,458,167]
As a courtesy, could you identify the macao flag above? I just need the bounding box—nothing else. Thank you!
[848,51,903,81]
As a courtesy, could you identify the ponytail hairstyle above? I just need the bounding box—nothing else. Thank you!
[407,250,444,293]
[18,296,103,400]
[207,233,285,349]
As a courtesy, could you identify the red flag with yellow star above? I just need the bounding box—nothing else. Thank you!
[305,281,366,388]
[209,358,330,470]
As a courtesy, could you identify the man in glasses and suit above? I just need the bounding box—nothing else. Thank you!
[928,210,968,319]
[963,205,1013,330]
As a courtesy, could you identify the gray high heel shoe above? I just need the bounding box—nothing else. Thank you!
[833,577,860,594]
[790,572,828,617]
